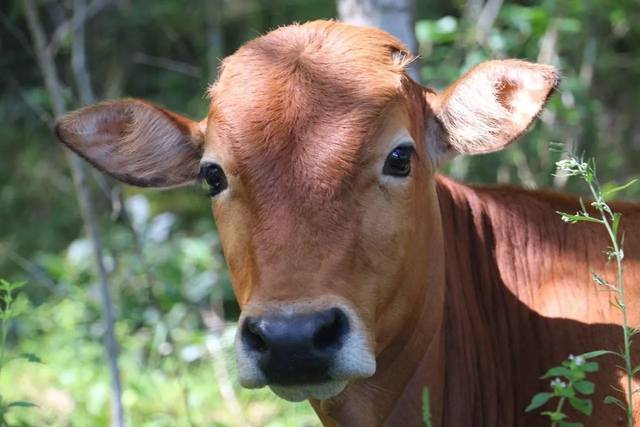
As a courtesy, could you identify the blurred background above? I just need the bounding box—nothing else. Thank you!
[1,0,639,425]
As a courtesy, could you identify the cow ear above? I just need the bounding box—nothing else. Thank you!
[425,59,559,165]
[55,99,207,187]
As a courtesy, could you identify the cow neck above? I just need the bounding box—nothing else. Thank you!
[311,181,447,426]
[436,175,640,426]
[436,175,529,426]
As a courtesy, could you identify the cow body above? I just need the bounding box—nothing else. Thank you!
[54,20,639,426]
[438,176,640,426]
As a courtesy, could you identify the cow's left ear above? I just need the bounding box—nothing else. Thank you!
[425,59,559,164]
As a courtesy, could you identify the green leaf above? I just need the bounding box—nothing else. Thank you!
[574,380,595,395]
[591,273,608,287]
[557,212,602,224]
[582,362,599,373]
[559,422,583,427]
[7,401,36,409]
[0,280,26,293]
[557,387,576,398]
[422,388,433,427]
[525,392,553,412]
[603,178,638,200]
[603,395,626,410]
[580,350,614,359]
[578,197,588,216]
[17,353,41,363]
[541,411,567,421]
[542,366,572,379]
[612,213,622,239]
[569,397,592,416]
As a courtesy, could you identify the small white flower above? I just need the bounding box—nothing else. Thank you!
[551,378,567,388]
[555,157,589,177]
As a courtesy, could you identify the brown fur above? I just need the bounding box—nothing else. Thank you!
[56,99,205,187]
[436,176,640,426]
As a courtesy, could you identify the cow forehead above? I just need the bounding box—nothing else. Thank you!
[207,21,413,206]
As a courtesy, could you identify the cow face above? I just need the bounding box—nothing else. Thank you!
[55,21,558,403]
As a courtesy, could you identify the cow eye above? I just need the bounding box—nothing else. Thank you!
[383,145,414,177]
[199,163,228,197]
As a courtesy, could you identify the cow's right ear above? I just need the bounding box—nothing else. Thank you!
[55,99,207,187]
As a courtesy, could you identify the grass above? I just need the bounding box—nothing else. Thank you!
[1,293,318,426]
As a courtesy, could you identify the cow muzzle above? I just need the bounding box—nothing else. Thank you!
[235,302,376,401]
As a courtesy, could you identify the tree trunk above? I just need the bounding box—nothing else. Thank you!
[22,1,124,425]
[337,0,418,80]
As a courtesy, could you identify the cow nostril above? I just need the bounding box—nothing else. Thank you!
[313,308,349,352]
[242,318,268,353]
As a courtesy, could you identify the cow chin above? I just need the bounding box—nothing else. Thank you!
[236,345,376,401]
[269,380,348,402]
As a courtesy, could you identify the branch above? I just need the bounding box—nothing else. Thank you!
[132,52,203,78]
[475,0,504,45]
[46,0,112,58]
[22,1,124,425]
[71,0,96,105]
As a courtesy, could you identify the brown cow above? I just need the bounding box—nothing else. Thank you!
[55,21,639,426]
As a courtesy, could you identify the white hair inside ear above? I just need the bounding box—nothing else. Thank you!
[424,59,560,166]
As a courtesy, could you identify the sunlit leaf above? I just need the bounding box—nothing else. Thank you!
[602,178,638,200]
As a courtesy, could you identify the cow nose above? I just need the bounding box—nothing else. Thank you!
[241,307,350,385]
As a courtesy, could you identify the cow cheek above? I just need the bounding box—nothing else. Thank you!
[213,200,257,307]
[355,196,413,349]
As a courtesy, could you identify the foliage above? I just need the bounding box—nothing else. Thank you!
[422,387,433,427]
[526,153,638,426]
[3,304,316,426]
[525,351,608,426]
[0,279,40,424]
[555,153,638,426]
[415,1,640,196]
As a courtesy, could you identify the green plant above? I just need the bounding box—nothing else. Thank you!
[526,153,638,426]
[526,351,607,426]
[0,279,40,424]
[422,387,433,427]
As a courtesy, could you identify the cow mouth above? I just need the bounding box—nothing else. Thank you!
[235,299,377,400]
[269,380,348,402]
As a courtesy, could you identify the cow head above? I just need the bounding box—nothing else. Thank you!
[56,21,558,402]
